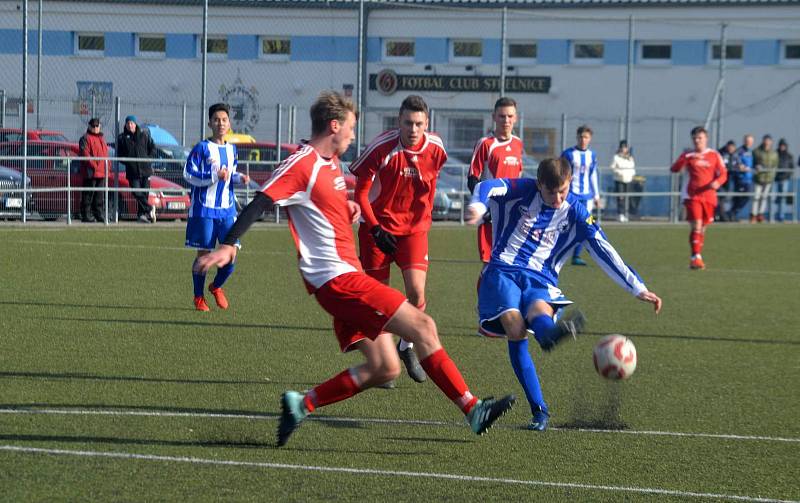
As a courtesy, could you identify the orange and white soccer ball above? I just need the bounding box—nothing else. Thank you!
[593,334,637,380]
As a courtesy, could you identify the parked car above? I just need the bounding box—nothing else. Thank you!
[0,140,189,221]
[141,123,180,146]
[223,132,257,144]
[234,142,301,184]
[0,165,32,219]
[0,128,69,143]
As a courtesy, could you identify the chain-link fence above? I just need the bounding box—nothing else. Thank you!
[1,0,798,223]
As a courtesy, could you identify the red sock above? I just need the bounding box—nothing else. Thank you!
[420,348,478,414]
[304,369,361,413]
[690,230,703,256]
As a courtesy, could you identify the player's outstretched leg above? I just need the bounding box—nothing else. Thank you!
[387,303,515,435]
[530,309,587,351]
[397,339,426,383]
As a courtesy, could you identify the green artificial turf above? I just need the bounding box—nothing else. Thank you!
[0,223,798,502]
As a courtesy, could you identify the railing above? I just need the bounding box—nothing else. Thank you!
[0,155,797,225]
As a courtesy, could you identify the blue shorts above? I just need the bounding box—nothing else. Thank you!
[185,216,240,250]
[478,263,572,337]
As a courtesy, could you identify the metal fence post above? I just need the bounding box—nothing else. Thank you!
[113,95,120,222]
[275,103,283,224]
[66,157,71,224]
[181,101,187,146]
[670,117,678,223]
[91,90,96,119]
[35,0,42,129]
[22,0,29,224]
[0,89,5,128]
[200,0,208,140]
[560,113,567,152]
[499,7,507,97]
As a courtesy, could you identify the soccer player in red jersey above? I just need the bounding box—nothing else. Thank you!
[349,95,447,383]
[195,91,514,447]
[670,126,728,270]
[468,97,525,266]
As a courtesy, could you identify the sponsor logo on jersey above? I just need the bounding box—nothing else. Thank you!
[402,167,419,177]
[504,157,519,166]
[333,176,347,191]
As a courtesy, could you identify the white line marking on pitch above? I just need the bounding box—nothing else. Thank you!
[0,407,797,444]
[0,445,794,503]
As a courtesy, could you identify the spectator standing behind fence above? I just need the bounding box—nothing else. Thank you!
[751,135,778,223]
[609,140,635,223]
[78,117,109,223]
[729,135,755,222]
[117,115,156,223]
[773,139,794,222]
[717,141,740,222]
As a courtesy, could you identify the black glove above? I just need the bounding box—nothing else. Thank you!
[370,225,398,255]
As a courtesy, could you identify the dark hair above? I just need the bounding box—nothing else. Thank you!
[399,95,429,117]
[208,103,230,120]
[537,158,572,190]
[88,118,100,127]
[690,126,707,137]
[310,91,358,136]
[494,97,517,111]
[762,134,772,141]
[577,125,593,137]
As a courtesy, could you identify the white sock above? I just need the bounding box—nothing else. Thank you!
[398,339,413,351]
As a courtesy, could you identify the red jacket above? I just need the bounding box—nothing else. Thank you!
[79,131,109,179]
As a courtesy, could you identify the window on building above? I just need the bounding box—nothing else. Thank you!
[451,40,482,63]
[640,42,671,63]
[448,117,484,149]
[204,37,228,57]
[137,35,166,57]
[508,42,537,63]
[782,41,800,63]
[77,33,104,55]
[524,127,557,158]
[710,43,743,62]
[261,38,291,60]
[572,41,604,63]
[384,40,415,61]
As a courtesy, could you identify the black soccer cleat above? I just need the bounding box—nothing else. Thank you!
[467,395,516,435]
[277,391,307,447]
[397,341,427,383]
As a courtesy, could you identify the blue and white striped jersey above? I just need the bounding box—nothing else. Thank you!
[470,177,647,296]
[183,140,243,218]
[561,146,599,200]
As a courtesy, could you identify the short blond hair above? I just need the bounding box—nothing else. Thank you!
[310,91,358,136]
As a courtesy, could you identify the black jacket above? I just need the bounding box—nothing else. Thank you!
[117,126,155,179]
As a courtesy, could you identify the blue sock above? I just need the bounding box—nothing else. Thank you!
[508,339,548,415]
[573,243,583,258]
[192,259,206,298]
[530,314,557,350]
[212,262,235,289]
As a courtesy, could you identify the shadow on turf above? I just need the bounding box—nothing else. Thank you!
[30,315,331,333]
[0,371,319,387]
[442,326,800,346]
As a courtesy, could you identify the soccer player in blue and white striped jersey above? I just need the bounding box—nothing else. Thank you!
[184,103,250,311]
[466,157,662,431]
[561,125,599,266]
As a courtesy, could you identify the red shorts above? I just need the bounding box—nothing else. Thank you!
[477,222,492,263]
[315,272,407,352]
[684,199,715,225]
[358,225,429,282]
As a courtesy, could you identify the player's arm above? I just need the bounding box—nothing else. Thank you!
[669,153,687,173]
[466,178,535,224]
[183,145,217,187]
[354,175,397,254]
[468,139,488,194]
[710,153,728,190]
[579,214,662,313]
[194,192,274,273]
[590,156,600,202]
[231,146,250,184]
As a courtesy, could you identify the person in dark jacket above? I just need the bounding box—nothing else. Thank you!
[79,117,109,222]
[117,115,156,223]
[716,140,739,222]
[773,139,794,222]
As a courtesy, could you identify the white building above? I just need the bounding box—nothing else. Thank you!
[1,0,799,166]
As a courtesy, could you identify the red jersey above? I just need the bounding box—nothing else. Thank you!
[350,129,448,235]
[261,144,361,292]
[470,134,524,180]
[670,148,728,205]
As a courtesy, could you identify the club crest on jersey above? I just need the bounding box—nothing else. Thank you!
[585,215,595,225]
[557,219,570,233]
[333,176,347,191]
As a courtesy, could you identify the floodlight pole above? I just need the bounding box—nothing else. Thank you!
[200,0,208,140]
[624,15,634,143]
[356,0,366,155]
[500,7,507,97]
[715,23,727,149]
[22,0,29,223]
[36,0,42,129]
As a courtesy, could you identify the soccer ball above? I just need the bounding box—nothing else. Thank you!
[593,334,637,380]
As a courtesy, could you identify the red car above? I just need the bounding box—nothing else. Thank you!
[0,128,69,143]
[0,141,190,221]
